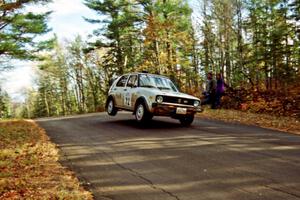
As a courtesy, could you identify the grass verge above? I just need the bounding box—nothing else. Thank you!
[197,107,300,135]
[0,120,93,199]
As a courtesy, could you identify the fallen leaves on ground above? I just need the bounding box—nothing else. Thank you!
[221,86,300,118]
[197,107,300,135]
[0,120,93,199]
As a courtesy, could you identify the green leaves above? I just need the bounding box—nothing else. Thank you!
[0,1,51,63]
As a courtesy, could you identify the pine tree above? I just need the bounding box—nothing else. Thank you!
[84,0,142,75]
[0,0,52,67]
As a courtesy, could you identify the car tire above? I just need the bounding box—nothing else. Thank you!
[179,115,194,126]
[135,102,152,123]
[107,98,118,116]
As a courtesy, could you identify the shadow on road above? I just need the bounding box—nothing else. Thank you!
[102,118,184,130]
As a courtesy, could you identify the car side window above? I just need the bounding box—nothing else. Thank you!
[126,75,138,87]
[116,75,129,87]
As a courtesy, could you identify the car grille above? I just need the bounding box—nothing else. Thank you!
[163,96,194,106]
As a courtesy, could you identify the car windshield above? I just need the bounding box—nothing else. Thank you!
[139,74,178,92]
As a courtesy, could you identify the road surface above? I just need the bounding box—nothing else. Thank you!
[37,112,300,200]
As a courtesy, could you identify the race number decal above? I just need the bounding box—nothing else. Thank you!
[124,92,131,107]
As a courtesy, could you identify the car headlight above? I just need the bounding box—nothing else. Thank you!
[156,96,163,103]
[194,100,200,107]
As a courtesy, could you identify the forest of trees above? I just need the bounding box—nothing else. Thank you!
[0,0,299,118]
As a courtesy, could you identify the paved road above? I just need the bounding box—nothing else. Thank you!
[36,112,300,200]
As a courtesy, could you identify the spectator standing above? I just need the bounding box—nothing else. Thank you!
[202,72,217,109]
[215,73,225,108]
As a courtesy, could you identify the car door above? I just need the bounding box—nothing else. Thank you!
[123,74,138,110]
[114,75,129,107]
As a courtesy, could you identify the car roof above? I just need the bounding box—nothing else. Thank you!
[122,72,168,79]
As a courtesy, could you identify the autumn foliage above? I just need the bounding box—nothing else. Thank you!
[0,120,92,199]
[220,85,300,118]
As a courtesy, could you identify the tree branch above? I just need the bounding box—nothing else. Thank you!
[0,0,31,12]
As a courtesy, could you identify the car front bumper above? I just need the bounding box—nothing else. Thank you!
[151,103,203,116]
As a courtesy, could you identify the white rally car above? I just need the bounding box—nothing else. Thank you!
[106,72,202,126]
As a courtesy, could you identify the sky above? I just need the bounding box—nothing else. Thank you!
[0,0,99,102]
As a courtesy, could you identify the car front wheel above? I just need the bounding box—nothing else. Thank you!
[179,115,194,126]
[107,99,118,116]
[135,102,152,123]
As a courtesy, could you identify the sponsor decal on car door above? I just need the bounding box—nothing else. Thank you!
[124,75,138,109]
[124,92,131,107]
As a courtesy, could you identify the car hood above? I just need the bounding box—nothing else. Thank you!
[156,90,200,101]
